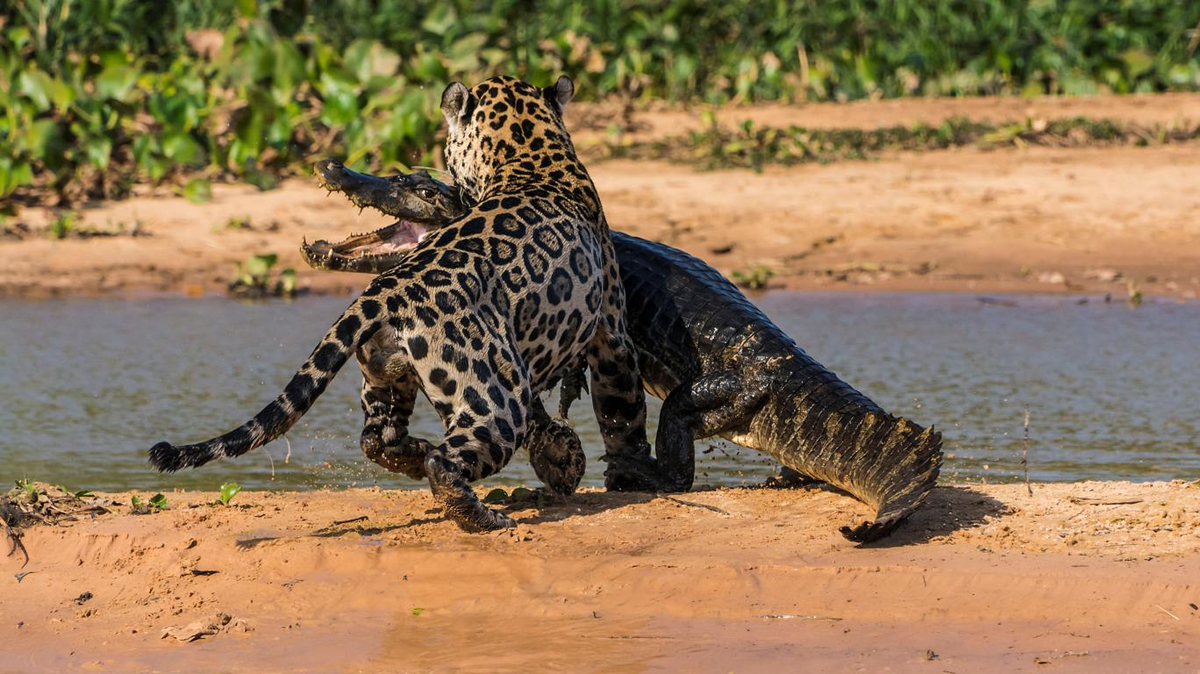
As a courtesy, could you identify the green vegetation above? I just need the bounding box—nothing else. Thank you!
[482,486,546,506]
[217,215,253,232]
[228,253,298,299]
[1127,280,1143,307]
[604,115,1200,171]
[3,1,1198,204]
[731,265,776,291]
[47,211,79,240]
[4,482,108,566]
[13,479,40,503]
[215,481,242,506]
[182,178,212,203]
[130,492,168,513]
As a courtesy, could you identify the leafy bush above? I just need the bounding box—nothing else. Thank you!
[606,115,1200,170]
[2,0,1199,204]
[228,253,297,299]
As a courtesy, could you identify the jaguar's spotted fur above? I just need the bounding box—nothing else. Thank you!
[149,76,654,530]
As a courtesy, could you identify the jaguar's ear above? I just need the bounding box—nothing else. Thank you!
[441,82,472,131]
[542,75,574,116]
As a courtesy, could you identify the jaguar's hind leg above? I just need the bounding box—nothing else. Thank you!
[526,397,586,496]
[425,412,528,530]
[419,340,533,531]
[359,370,438,480]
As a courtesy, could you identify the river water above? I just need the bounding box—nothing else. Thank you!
[2,292,1197,492]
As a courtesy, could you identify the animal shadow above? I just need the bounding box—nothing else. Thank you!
[863,485,1011,548]
[503,489,657,525]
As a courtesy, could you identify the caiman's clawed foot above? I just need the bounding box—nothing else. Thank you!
[762,466,823,489]
[840,515,908,544]
[602,454,670,492]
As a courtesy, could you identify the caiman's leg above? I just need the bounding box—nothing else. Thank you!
[767,466,823,488]
[359,371,438,480]
[557,353,589,419]
[655,369,772,492]
[525,397,586,496]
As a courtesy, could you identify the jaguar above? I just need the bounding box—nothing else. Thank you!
[149,75,656,530]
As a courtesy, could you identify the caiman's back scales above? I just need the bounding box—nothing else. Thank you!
[615,233,942,543]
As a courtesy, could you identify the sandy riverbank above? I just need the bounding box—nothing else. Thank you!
[2,481,1198,672]
[3,94,1200,301]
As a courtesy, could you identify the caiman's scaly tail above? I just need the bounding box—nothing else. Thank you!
[149,300,380,473]
[793,411,943,544]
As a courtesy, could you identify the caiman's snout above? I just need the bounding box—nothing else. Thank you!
[305,159,463,274]
[314,159,393,210]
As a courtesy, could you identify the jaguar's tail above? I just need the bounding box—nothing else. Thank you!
[149,297,381,472]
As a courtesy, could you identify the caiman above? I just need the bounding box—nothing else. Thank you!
[304,161,944,543]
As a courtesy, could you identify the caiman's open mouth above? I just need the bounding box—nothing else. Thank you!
[303,160,434,272]
[302,220,431,271]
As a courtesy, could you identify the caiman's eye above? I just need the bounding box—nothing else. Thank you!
[416,187,436,199]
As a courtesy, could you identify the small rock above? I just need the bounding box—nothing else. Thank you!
[161,612,235,643]
[1083,269,1122,282]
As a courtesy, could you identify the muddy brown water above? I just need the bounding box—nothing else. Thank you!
[1,292,1196,492]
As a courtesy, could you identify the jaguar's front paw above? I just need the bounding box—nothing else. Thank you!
[527,419,586,496]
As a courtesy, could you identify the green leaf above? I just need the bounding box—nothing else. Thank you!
[278,267,297,296]
[245,253,277,277]
[447,34,488,72]
[218,482,242,505]
[510,487,535,502]
[17,69,53,111]
[83,136,113,170]
[96,63,139,101]
[0,158,35,198]
[163,131,203,165]
[482,488,508,504]
[410,607,425,616]
[149,493,168,511]
[47,77,75,112]
[345,40,401,84]
[1121,49,1154,78]
[183,179,212,204]
[244,169,279,192]
[421,4,457,35]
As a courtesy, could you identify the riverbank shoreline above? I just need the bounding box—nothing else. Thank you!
[3,481,1198,672]
[5,94,1200,302]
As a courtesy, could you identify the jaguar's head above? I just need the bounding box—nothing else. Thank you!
[439,75,576,199]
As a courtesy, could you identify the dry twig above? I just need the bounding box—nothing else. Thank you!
[1022,405,1032,496]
